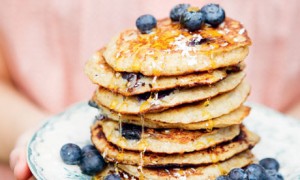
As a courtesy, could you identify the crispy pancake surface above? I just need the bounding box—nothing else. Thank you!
[93,71,245,114]
[91,123,259,167]
[100,105,250,130]
[99,120,240,153]
[104,18,251,76]
[100,81,249,124]
[85,49,233,96]
[118,150,254,180]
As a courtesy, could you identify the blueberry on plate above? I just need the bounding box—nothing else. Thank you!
[266,170,284,180]
[170,4,190,21]
[259,158,280,172]
[60,143,82,165]
[245,164,269,180]
[216,175,229,180]
[82,144,98,155]
[136,14,157,34]
[104,174,121,180]
[180,10,205,32]
[274,173,284,180]
[229,168,248,180]
[79,150,106,176]
[200,3,225,27]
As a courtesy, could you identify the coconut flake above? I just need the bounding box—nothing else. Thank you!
[124,174,129,179]
[238,28,245,35]
[152,76,157,84]
[224,28,230,34]
[115,72,121,78]
[149,93,161,106]
[187,56,197,66]
[146,50,154,55]
[221,42,229,47]
[170,35,193,57]
[164,49,171,54]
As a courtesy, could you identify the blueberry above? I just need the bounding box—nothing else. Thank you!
[229,168,247,180]
[94,114,107,122]
[180,10,205,32]
[60,143,82,165]
[82,144,98,155]
[188,37,209,46]
[121,72,136,81]
[157,89,173,99]
[79,151,106,176]
[104,174,121,180]
[274,173,284,180]
[200,3,225,27]
[216,175,229,180]
[121,124,142,140]
[266,170,284,180]
[121,72,143,81]
[259,158,280,172]
[136,14,157,34]
[245,164,269,180]
[137,92,151,102]
[88,100,99,109]
[170,4,191,21]
[137,89,173,102]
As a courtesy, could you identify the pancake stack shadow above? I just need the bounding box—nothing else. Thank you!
[85,18,259,180]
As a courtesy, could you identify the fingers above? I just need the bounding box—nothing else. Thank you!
[9,147,19,170]
[10,147,32,180]
[10,129,37,180]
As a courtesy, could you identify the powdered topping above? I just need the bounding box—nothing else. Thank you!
[115,18,251,62]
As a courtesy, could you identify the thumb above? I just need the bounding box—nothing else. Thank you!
[10,147,32,180]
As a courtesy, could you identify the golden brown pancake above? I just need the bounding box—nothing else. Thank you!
[99,105,250,130]
[95,81,250,124]
[99,120,240,154]
[91,123,259,167]
[84,49,243,96]
[104,18,251,76]
[92,71,245,114]
[118,150,254,180]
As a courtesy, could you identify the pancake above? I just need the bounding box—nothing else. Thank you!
[91,123,259,167]
[93,71,245,114]
[118,150,254,180]
[99,120,240,154]
[85,49,235,96]
[98,81,249,124]
[103,18,251,76]
[100,105,250,130]
[93,164,137,180]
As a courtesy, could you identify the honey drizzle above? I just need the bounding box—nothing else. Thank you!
[207,134,226,176]
[201,98,215,131]
[116,99,124,165]
[118,112,122,138]
[137,115,146,180]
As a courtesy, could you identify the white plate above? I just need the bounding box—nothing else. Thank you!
[27,102,300,180]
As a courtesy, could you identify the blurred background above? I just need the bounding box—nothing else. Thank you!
[0,0,299,179]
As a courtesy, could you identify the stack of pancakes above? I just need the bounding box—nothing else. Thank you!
[85,18,259,179]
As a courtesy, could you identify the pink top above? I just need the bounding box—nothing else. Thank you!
[0,0,300,113]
